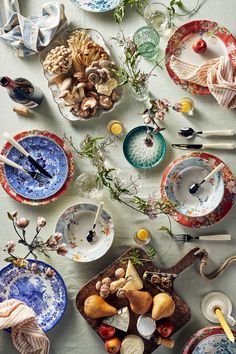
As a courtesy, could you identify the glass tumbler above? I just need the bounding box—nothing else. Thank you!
[133,26,160,60]
[74,172,103,198]
[144,2,170,35]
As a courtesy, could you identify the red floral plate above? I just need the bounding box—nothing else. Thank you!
[165,20,236,94]
[182,326,236,353]
[160,152,236,228]
[0,130,74,206]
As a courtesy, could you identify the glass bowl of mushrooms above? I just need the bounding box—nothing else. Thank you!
[40,28,123,122]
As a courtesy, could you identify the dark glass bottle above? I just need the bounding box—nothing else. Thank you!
[0,76,44,108]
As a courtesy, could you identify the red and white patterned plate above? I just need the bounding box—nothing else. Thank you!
[165,20,236,94]
[0,130,74,206]
[160,152,236,228]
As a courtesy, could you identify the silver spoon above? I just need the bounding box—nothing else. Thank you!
[178,127,235,139]
[86,201,104,243]
[189,162,225,194]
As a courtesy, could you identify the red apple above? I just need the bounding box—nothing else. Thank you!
[157,321,174,338]
[104,337,121,353]
[99,324,116,339]
[192,38,207,53]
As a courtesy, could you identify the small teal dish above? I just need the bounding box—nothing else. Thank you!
[123,126,166,169]
[70,0,119,12]
[0,260,67,332]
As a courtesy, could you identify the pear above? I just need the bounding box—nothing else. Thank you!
[152,293,175,321]
[84,295,117,319]
[125,290,152,315]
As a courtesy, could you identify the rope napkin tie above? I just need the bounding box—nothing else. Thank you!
[0,0,68,56]
[0,299,50,354]
[170,55,236,109]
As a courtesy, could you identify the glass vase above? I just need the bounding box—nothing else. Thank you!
[143,2,170,35]
[131,84,150,102]
[74,172,103,198]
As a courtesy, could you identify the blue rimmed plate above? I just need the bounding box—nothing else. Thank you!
[123,126,166,169]
[70,0,119,12]
[0,260,67,332]
[55,203,114,263]
[4,135,68,200]
[165,157,224,217]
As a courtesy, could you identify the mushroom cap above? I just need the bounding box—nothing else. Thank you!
[77,82,86,89]
[81,97,97,110]
[99,95,113,109]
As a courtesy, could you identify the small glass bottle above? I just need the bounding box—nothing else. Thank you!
[0,76,44,108]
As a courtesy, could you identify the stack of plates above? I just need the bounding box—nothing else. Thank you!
[0,130,74,205]
[165,20,236,94]
[160,152,236,228]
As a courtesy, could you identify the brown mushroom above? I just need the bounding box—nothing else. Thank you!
[87,91,98,99]
[76,109,90,118]
[90,107,97,116]
[111,90,120,102]
[81,97,97,110]
[88,72,100,84]
[84,82,95,91]
[73,72,87,82]
[77,82,86,100]
[99,95,113,109]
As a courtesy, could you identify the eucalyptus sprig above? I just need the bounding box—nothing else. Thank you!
[114,0,147,24]
[64,134,174,228]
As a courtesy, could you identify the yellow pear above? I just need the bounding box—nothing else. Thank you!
[125,290,153,315]
[152,293,175,321]
[84,295,117,319]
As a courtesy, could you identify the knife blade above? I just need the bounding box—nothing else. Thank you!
[172,143,236,150]
[3,132,52,178]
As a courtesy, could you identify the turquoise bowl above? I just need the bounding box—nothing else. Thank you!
[123,126,166,169]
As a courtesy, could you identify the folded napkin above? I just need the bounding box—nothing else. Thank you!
[170,55,236,109]
[0,299,50,354]
[0,0,68,56]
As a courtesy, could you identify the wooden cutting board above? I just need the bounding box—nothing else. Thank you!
[76,247,200,354]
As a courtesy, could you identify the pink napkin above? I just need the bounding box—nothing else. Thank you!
[170,55,236,109]
[0,299,50,354]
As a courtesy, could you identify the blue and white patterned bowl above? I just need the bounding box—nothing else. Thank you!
[70,0,119,12]
[0,260,67,332]
[123,126,166,170]
[165,157,224,217]
[4,135,68,200]
[193,334,236,354]
[55,203,114,263]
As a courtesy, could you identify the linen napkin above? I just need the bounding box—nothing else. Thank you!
[0,0,68,56]
[0,299,50,354]
[170,55,236,109]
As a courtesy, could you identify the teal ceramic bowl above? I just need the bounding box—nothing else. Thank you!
[123,126,166,169]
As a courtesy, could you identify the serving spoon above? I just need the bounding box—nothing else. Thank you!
[178,127,235,139]
[189,162,225,194]
[86,201,104,243]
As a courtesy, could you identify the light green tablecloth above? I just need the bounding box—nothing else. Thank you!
[0,0,236,353]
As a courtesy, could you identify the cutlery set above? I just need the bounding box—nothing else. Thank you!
[0,132,52,183]
[174,127,236,150]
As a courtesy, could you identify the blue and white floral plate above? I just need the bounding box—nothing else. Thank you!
[4,135,68,200]
[55,203,114,262]
[123,126,166,170]
[165,157,224,217]
[182,327,236,354]
[70,0,119,13]
[0,260,67,332]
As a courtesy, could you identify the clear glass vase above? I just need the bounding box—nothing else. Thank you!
[131,84,150,102]
[143,2,170,35]
[74,172,103,198]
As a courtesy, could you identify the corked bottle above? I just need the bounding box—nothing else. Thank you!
[0,76,44,108]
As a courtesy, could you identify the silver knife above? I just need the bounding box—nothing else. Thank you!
[3,132,52,178]
[172,143,236,150]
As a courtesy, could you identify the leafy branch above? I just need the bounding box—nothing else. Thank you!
[114,0,147,24]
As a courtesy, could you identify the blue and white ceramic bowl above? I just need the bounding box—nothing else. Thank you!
[123,126,166,170]
[193,334,236,354]
[0,260,67,332]
[70,0,119,12]
[55,203,114,263]
[165,157,224,217]
[4,135,68,200]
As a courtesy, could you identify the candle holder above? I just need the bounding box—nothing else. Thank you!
[201,291,236,326]
[177,97,195,116]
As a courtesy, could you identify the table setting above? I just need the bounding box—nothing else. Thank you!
[1,0,236,354]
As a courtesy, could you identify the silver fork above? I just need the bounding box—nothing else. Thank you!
[0,154,48,183]
[174,233,231,242]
